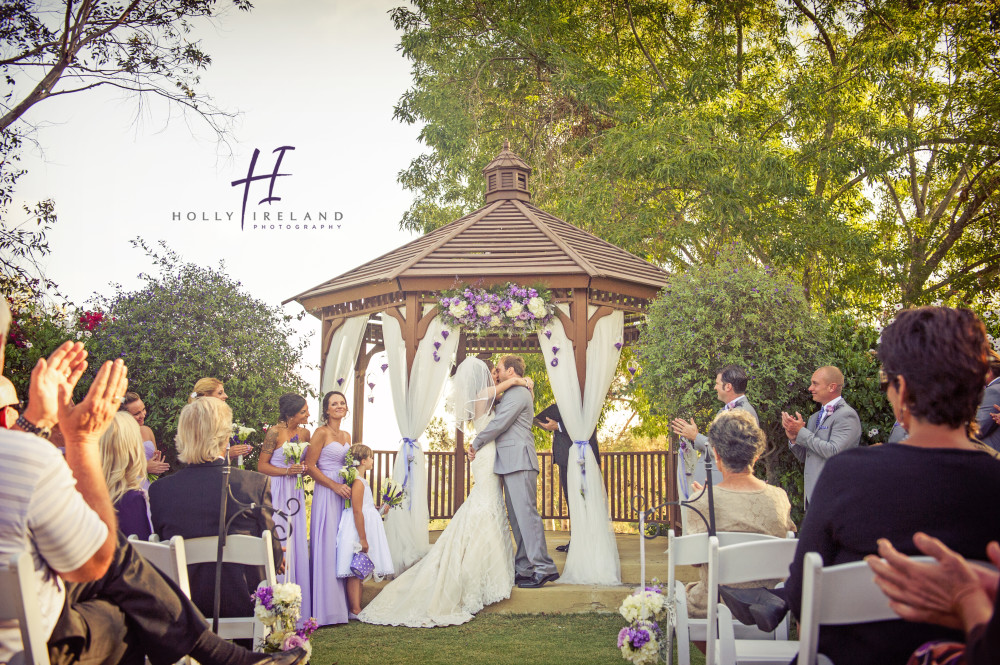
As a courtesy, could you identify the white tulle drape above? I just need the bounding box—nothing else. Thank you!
[381,307,459,572]
[320,315,369,395]
[538,307,622,585]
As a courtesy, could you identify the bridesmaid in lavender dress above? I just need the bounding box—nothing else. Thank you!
[120,392,169,491]
[258,394,312,622]
[305,390,353,625]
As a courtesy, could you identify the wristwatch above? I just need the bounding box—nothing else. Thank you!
[15,415,51,440]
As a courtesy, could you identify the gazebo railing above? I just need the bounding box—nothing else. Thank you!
[368,450,678,526]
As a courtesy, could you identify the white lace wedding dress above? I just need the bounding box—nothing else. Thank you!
[358,415,514,627]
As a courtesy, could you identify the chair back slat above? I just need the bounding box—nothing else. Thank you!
[182,533,276,585]
[0,552,51,665]
[128,534,192,598]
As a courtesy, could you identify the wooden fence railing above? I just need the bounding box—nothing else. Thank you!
[368,449,679,526]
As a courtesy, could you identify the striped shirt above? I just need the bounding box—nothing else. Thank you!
[0,429,108,662]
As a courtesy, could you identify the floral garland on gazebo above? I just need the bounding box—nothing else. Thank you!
[437,282,555,336]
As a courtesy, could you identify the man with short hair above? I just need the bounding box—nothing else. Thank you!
[670,364,759,499]
[0,298,305,665]
[781,365,862,508]
[975,351,1000,451]
[468,354,558,588]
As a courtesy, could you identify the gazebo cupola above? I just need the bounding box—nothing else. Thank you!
[483,139,532,203]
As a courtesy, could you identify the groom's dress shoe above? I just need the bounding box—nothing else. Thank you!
[555,542,570,552]
[515,573,533,584]
[517,571,560,588]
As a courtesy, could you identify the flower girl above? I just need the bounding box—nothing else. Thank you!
[336,443,394,617]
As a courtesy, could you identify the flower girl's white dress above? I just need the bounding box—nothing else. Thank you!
[358,414,514,627]
[335,478,394,579]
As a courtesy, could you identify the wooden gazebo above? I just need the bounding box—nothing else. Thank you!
[288,142,668,504]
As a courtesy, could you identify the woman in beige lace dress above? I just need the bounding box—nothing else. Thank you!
[684,409,795,617]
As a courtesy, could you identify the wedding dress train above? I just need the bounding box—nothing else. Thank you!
[358,434,514,627]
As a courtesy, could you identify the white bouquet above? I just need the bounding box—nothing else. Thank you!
[230,423,256,469]
[283,435,308,490]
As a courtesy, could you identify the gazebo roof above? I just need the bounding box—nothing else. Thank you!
[290,197,667,313]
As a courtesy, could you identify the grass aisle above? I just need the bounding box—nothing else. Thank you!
[310,613,639,665]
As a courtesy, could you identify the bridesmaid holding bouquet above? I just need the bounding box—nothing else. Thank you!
[258,393,312,622]
[305,390,353,625]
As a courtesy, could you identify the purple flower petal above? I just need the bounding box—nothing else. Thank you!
[368,381,375,389]
[614,342,623,350]
[550,358,559,367]
[441,330,450,339]
[544,330,552,339]
[552,346,559,355]
[337,378,344,385]
[433,341,441,349]
[381,363,388,372]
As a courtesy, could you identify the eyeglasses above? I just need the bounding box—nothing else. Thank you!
[878,369,896,392]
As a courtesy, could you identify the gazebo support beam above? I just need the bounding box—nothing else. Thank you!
[452,335,467,512]
[571,288,589,396]
[352,342,383,444]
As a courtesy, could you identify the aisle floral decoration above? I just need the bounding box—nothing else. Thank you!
[283,435,308,490]
[251,583,318,660]
[436,282,554,336]
[617,581,668,665]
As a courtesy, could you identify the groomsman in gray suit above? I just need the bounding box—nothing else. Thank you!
[782,366,862,508]
[975,351,1000,451]
[671,364,759,496]
[468,355,559,589]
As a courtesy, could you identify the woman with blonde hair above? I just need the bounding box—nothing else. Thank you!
[149,397,283,624]
[189,377,251,461]
[99,411,153,539]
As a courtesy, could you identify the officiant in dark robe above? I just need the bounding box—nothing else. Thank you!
[533,402,599,553]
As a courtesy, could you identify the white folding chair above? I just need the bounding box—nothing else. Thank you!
[181,532,276,647]
[705,536,800,665]
[666,530,793,665]
[796,552,919,665]
[128,534,192,598]
[0,552,51,665]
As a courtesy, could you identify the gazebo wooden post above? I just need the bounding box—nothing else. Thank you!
[352,350,366,443]
[452,335,467,512]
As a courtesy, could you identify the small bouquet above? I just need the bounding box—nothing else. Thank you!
[617,621,661,665]
[230,423,256,469]
[339,451,359,507]
[251,583,318,660]
[379,477,405,514]
[616,581,667,665]
[283,435,308,490]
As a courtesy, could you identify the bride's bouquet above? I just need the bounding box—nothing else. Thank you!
[339,451,359,507]
[379,477,405,514]
[283,435,308,490]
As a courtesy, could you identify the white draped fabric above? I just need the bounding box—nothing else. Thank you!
[538,306,622,585]
[381,307,459,572]
[320,314,369,395]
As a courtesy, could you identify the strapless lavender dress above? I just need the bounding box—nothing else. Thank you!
[270,444,311,623]
[310,441,350,625]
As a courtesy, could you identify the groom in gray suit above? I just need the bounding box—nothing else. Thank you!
[468,355,559,589]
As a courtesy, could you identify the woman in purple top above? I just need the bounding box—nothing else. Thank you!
[99,411,153,539]
[305,390,353,625]
[258,394,312,623]
[120,392,169,487]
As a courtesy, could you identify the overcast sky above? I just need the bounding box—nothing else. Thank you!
[13,0,425,447]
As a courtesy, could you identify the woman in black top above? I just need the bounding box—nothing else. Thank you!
[784,307,1000,665]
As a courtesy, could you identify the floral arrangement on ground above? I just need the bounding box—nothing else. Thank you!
[437,282,555,336]
[617,581,668,665]
[252,583,318,660]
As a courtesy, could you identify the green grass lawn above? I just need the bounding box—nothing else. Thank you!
[309,613,706,665]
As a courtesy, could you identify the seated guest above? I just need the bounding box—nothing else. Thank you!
[784,306,1000,665]
[683,409,795,618]
[867,532,1000,665]
[975,350,1000,451]
[0,298,304,665]
[149,397,283,623]
[99,411,153,539]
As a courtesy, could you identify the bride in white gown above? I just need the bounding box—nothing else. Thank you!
[359,358,529,627]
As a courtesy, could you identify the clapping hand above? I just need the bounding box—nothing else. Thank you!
[58,358,129,445]
[670,417,699,441]
[781,411,806,441]
[147,450,170,475]
[22,341,88,431]
[992,404,1000,426]
[866,532,1000,631]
